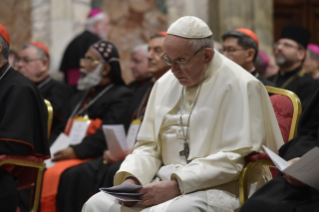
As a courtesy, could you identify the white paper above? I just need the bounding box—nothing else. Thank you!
[45,133,72,168]
[102,125,127,159]
[284,147,319,190]
[263,145,319,190]
[262,145,290,171]
[126,124,140,149]
[69,120,90,144]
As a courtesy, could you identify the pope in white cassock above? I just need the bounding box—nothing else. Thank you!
[82,16,284,212]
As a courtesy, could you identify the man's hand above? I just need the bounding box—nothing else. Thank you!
[139,180,180,207]
[52,147,78,162]
[103,149,134,164]
[118,177,141,207]
[283,157,306,187]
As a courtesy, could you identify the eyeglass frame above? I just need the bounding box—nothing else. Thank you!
[80,58,101,66]
[221,48,248,54]
[273,42,302,50]
[19,57,43,64]
[161,46,208,67]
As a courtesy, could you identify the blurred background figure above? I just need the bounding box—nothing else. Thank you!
[264,55,279,79]
[255,51,269,77]
[59,8,111,88]
[127,44,152,92]
[8,49,19,70]
[303,43,319,83]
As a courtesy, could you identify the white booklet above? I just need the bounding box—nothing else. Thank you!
[44,133,83,168]
[263,145,319,190]
[102,124,139,159]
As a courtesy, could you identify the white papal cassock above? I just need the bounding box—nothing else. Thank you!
[82,50,284,212]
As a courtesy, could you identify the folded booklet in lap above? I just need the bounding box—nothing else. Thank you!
[100,183,143,201]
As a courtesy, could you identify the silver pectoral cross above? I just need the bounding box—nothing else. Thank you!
[179,142,191,163]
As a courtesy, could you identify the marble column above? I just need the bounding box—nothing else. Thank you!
[209,0,273,55]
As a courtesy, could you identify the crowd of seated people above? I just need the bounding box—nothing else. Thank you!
[0,7,318,212]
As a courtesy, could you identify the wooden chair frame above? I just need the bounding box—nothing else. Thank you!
[0,100,52,212]
[239,86,302,206]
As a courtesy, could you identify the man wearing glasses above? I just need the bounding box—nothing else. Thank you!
[222,28,275,86]
[269,24,317,109]
[18,42,73,132]
[83,16,283,212]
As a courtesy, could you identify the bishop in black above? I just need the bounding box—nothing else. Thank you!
[269,24,318,109]
[240,87,319,212]
[0,27,50,211]
[41,40,132,211]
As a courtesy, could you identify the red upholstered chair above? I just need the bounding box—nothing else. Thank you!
[0,99,53,212]
[239,86,302,206]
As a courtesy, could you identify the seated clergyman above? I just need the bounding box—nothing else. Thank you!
[82,16,284,212]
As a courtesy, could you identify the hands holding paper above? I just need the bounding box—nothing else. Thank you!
[118,177,181,207]
[52,147,78,162]
[283,157,306,187]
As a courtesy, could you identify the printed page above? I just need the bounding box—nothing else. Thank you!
[262,145,290,171]
[102,125,127,158]
[44,133,72,168]
[283,147,319,190]
[68,120,91,144]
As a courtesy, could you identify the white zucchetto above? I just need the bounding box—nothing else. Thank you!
[167,16,213,39]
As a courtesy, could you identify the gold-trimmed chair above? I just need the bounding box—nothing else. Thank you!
[0,99,52,212]
[239,86,302,207]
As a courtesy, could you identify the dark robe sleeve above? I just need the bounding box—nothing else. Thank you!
[0,73,49,157]
[71,88,132,159]
[295,76,318,110]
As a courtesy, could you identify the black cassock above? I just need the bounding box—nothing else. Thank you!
[59,30,100,85]
[56,79,154,212]
[269,66,318,110]
[37,77,73,131]
[48,82,131,211]
[240,88,319,212]
[0,63,50,212]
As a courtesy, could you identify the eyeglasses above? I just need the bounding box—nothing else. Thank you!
[19,57,42,64]
[273,42,300,50]
[80,58,100,66]
[161,46,206,67]
[222,48,247,55]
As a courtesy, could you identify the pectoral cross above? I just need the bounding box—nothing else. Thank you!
[179,142,191,163]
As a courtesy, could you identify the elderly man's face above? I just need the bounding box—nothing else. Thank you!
[80,48,102,74]
[17,46,48,83]
[274,38,305,70]
[164,35,211,87]
[96,14,111,39]
[148,37,170,78]
[130,49,149,81]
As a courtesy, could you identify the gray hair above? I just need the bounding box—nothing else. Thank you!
[131,44,148,58]
[0,36,9,61]
[189,36,214,51]
[22,44,49,59]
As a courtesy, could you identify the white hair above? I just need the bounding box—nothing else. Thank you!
[189,36,214,51]
[86,12,107,28]
[131,44,148,58]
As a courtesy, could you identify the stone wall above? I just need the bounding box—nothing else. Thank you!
[209,0,273,55]
[102,0,167,83]
[0,0,32,52]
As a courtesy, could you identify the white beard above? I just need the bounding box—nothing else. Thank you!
[77,64,103,90]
